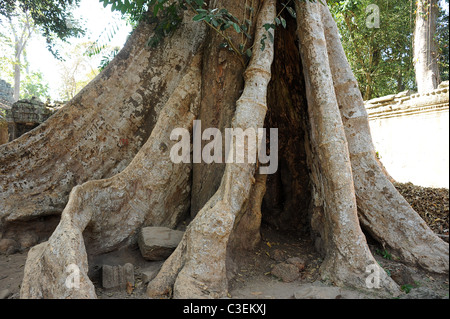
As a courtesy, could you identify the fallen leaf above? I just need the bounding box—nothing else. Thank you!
[126,282,134,294]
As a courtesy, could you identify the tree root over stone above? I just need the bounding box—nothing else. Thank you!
[20,53,203,299]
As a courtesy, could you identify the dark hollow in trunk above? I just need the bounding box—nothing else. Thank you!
[264,10,311,234]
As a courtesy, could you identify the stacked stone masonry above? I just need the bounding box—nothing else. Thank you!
[365,81,449,120]
[5,97,58,142]
[0,79,14,145]
[0,79,14,106]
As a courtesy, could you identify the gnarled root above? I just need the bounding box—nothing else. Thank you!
[228,172,268,252]
[295,1,400,294]
[319,4,449,274]
[20,53,203,299]
[147,0,276,299]
[0,11,206,244]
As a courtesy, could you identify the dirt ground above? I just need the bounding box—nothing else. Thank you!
[1,183,449,300]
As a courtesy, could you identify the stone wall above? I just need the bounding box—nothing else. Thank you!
[0,79,14,145]
[5,97,57,142]
[0,79,14,106]
[365,81,449,188]
[0,115,8,145]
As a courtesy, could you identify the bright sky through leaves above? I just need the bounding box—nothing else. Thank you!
[25,0,132,100]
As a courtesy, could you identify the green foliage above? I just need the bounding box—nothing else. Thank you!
[377,261,392,277]
[0,44,15,83]
[99,47,120,71]
[329,0,416,100]
[329,0,449,100]
[437,2,449,82]
[0,0,85,58]
[20,71,50,100]
[98,0,316,66]
[401,284,415,294]
[87,23,121,56]
[376,248,392,260]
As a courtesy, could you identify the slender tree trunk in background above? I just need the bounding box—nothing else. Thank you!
[0,0,446,299]
[364,72,372,100]
[13,46,21,102]
[396,70,405,92]
[12,37,25,102]
[414,0,440,93]
[9,13,33,101]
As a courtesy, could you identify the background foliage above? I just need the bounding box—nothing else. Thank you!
[0,0,85,57]
[1,0,448,101]
[329,0,449,100]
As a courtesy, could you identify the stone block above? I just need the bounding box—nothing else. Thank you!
[102,263,135,290]
[138,227,184,261]
[140,262,164,284]
[270,249,286,262]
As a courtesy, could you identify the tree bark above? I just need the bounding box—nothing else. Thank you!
[263,6,311,232]
[20,49,204,299]
[414,0,440,93]
[0,13,206,244]
[13,53,21,102]
[321,4,449,274]
[295,1,398,292]
[190,0,250,218]
[147,0,276,298]
[0,0,446,300]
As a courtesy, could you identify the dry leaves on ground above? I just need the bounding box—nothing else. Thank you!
[394,182,449,235]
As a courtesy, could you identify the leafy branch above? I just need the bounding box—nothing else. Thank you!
[98,0,319,65]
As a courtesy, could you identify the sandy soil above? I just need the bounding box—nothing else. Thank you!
[1,224,448,300]
[1,183,448,300]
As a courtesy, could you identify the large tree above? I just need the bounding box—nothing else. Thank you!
[0,0,447,299]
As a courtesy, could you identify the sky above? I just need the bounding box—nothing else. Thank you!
[26,0,132,99]
[2,0,449,101]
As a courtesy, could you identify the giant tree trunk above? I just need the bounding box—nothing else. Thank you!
[414,0,440,93]
[0,15,206,242]
[0,0,447,299]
